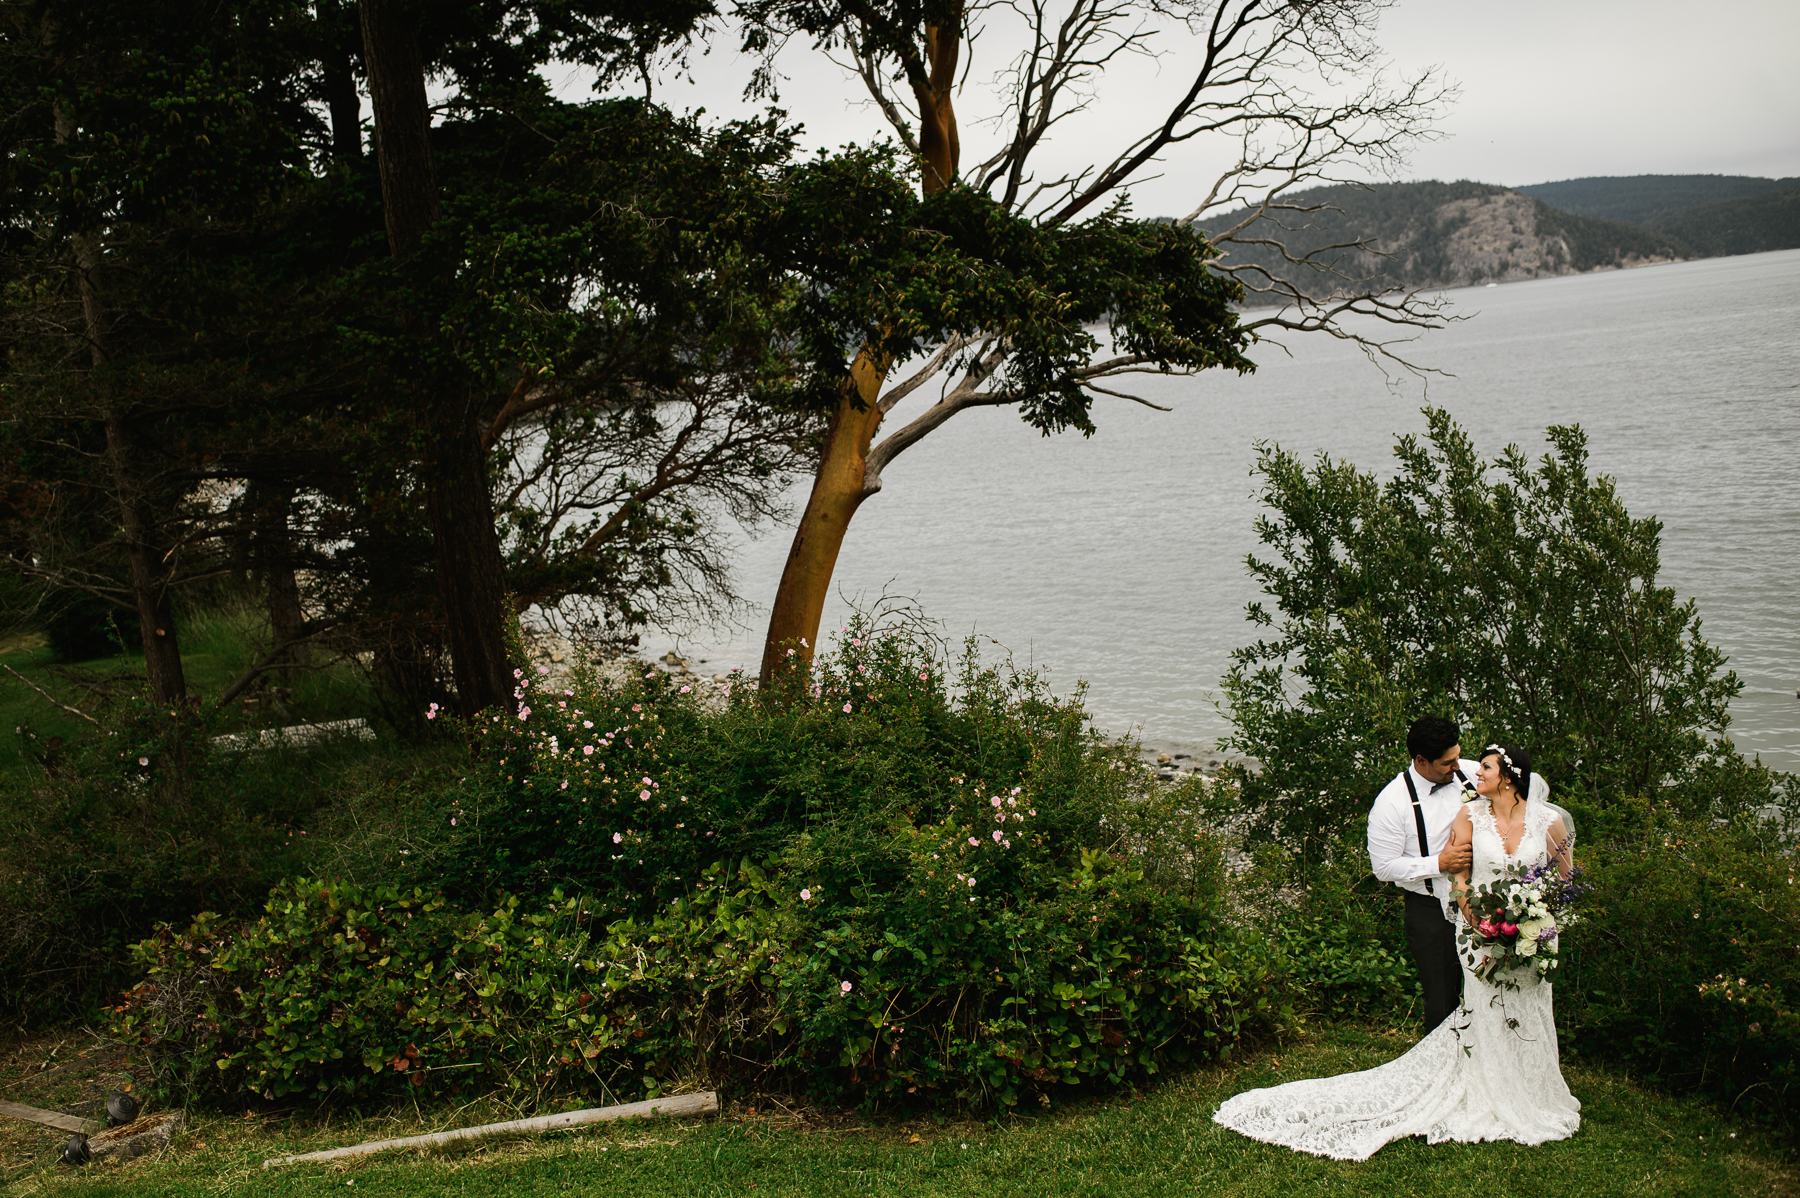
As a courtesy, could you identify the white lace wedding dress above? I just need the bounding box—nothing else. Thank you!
[1213,798,1581,1160]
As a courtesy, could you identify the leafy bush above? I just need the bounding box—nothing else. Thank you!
[0,696,455,1020]
[1219,408,1745,852]
[113,615,1290,1111]
[117,850,1287,1111]
[1221,834,1421,1020]
[1275,912,1418,1019]
[434,615,1146,919]
[1556,796,1800,1129]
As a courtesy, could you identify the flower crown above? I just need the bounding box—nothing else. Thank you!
[1482,743,1525,790]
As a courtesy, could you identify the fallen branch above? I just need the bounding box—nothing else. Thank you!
[262,1091,717,1167]
[1,664,101,727]
[211,624,340,710]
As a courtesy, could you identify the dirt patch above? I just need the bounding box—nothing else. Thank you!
[0,1028,156,1179]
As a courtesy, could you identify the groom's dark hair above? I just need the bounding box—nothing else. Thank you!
[1407,716,1461,762]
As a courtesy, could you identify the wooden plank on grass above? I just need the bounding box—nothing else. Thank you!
[262,1091,718,1167]
[0,1100,98,1134]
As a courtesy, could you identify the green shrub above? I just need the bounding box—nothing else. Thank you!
[1219,409,1743,853]
[1222,835,1421,1020]
[434,615,1146,920]
[114,617,1290,1111]
[0,696,455,1021]
[1556,797,1800,1129]
[116,843,1286,1111]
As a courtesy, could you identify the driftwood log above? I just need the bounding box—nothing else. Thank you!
[90,1111,184,1162]
[263,1091,718,1167]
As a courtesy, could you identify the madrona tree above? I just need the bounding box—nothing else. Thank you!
[721,0,1451,685]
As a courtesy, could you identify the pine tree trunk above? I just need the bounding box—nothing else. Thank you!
[358,0,437,254]
[56,103,187,703]
[101,410,188,704]
[322,51,362,161]
[359,0,513,716]
[252,483,308,681]
[424,410,513,714]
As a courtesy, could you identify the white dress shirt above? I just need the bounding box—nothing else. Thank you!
[1367,759,1480,901]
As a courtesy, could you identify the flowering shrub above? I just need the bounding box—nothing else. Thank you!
[432,660,702,902]
[113,614,1290,1110]
[1552,799,1800,1129]
[114,881,604,1102]
[432,614,1131,920]
[116,845,1286,1111]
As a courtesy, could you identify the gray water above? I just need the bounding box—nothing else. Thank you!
[647,249,1800,774]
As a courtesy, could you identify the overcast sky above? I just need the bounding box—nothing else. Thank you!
[605,0,1800,217]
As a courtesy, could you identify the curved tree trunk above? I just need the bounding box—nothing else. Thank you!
[758,353,887,687]
[758,13,963,687]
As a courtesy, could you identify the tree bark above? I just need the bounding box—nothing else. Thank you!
[55,103,187,703]
[424,412,514,713]
[358,0,514,716]
[759,352,886,687]
[100,407,188,704]
[357,0,437,254]
[911,19,962,195]
[322,51,362,161]
[758,13,964,685]
[250,483,308,681]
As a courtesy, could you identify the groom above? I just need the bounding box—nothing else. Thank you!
[1368,716,1481,1030]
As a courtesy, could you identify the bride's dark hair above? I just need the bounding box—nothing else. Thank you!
[1480,742,1532,797]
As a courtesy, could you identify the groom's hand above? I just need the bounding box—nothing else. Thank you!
[1436,842,1472,873]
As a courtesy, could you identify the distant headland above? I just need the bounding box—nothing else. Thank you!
[1190,174,1799,302]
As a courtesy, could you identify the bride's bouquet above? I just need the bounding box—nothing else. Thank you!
[1455,858,1588,985]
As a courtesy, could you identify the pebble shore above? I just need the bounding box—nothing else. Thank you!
[521,631,739,711]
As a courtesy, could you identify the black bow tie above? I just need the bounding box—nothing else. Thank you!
[1429,779,1458,794]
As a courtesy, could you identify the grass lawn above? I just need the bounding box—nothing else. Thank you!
[1,610,377,778]
[10,1023,1792,1198]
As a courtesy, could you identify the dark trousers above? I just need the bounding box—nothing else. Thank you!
[1404,890,1463,1030]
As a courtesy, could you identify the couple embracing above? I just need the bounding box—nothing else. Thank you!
[1214,716,1582,1161]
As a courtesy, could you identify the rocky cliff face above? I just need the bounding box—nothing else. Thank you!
[1392,192,1680,287]
[1202,181,1689,302]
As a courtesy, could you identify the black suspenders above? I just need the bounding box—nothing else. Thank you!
[1402,767,1470,896]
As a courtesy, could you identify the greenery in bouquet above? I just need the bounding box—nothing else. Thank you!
[1455,858,1588,987]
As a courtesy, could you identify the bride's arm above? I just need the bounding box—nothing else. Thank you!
[1548,815,1575,878]
[1447,807,1475,926]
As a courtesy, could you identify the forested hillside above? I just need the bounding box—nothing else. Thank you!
[1516,174,1797,225]
[1198,181,1686,302]
[1651,187,1800,257]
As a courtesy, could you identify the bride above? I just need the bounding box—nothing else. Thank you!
[1213,742,1582,1160]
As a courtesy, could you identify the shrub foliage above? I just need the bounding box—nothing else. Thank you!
[1220,407,1747,850]
[113,619,1288,1110]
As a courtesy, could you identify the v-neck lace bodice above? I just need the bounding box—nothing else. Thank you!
[1468,799,1556,883]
